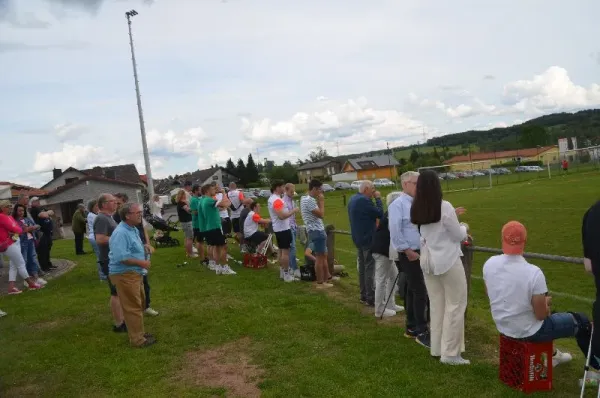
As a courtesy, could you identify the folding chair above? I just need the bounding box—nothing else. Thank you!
[580,325,600,397]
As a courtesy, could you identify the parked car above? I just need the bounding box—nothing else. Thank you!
[472,171,485,177]
[495,168,511,175]
[444,173,458,180]
[334,182,352,190]
[373,178,394,187]
[350,180,365,190]
[242,191,257,200]
[258,189,271,198]
[322,184,335,192]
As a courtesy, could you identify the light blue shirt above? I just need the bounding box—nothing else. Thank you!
[389,192,421,252]
[108,222,146,275]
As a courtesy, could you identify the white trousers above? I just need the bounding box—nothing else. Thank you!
[423,258,467,357]
[5,243,30,282]
[373,253,399,315]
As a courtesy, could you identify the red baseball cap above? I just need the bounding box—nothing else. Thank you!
[502,221,527,255]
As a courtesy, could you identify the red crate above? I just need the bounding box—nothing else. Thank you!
[243,253,267,269]
[499,335,553,393]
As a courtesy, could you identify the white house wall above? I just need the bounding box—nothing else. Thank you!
[43,170,87,191]
[45,180,143,208]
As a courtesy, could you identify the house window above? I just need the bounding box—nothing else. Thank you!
[212,175,218,181]
[105,170,117,180]
[65,177,79,184]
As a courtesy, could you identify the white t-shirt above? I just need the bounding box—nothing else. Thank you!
[150,200,163,219]
[243,210,261,238]
[268,194,289,232]
[215,193,229,219]
[227,189,245,219]
[483,254,548,338]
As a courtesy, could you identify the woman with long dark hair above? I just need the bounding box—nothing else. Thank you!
[410,170,469,365]
[13,204,47,287]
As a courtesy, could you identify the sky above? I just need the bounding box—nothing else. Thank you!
[1,0,599,187]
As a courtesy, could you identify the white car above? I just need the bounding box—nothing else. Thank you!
[350,180,365,190]
[258,189,271,198]
[373,178,395,187]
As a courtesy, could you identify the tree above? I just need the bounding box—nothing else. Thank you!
[409,149,419,164]
[268,161,298,183]
[246,154,260,183]
[225,158,236,174]
[520,125,548,148]
[306,146,331,163]
[236,158,247,185]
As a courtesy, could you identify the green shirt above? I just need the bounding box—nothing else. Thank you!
[201,196,221,231]
[197,196,207,232]
[190,195,200,229]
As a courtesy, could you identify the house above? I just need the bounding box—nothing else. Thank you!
[40,164,145,224]
[0,182,47,202]
[444,145,559,171]
[340,155,399,181]
[296,160,341,184]
[158,167,240,195]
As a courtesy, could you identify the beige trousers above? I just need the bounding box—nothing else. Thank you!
[423,259,467,357]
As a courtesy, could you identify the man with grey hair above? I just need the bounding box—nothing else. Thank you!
[389,170,430,346]
[72,203,88,255]
[348,180,383,306]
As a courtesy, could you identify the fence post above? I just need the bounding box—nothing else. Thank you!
[326,224,336,276]
[461,236,474,297]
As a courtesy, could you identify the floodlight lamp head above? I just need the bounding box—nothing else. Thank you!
[126,9,138,18]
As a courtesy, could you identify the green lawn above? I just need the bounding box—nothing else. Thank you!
[1,171,600,397]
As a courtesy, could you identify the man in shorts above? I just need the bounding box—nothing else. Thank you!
[268,181,299,283]
[300,179,331,289]
[190,185,207,265]
[93,193,126,332]
[201,184,235,275]
[228,182,250,244]
[243,201,272,254]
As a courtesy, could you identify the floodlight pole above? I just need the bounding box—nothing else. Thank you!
[126,9,155,201]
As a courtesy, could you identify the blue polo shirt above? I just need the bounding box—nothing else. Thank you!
[108,222,146,276]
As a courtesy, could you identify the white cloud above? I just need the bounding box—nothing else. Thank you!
[54,123,87,142]
[33,144,116,172]
[503,66,600,114]
[146,127,210,156]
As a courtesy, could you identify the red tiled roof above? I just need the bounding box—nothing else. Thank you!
[0,182,48,198]
[139,174,148,184]
[445,145,557,164]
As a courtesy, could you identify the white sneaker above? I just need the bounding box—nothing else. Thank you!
[329,276,340,282]
[188,253,199,258]
[209,263,216,271]
[215,265,223,275]
[552,349,572,367]
[37,278,48,286]
[283,272,294,283]
[440,356,471,365]
[222,265,237,275]
[293,269,301,279]
[375,309,396,318]
[387,304,404,312]
[0,309,6,317]
[144,307,159,316]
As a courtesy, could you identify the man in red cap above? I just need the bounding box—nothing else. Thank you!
[483,221,596,372]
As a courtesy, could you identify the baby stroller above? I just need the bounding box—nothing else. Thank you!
[146,214,181,248]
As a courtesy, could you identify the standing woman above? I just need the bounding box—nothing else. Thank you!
[87,200,105,281]
[410,170,469,365]
[13,204,47,287]
[0,200,43,294]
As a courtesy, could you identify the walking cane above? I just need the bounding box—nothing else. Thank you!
[580,323,600,397]
[381,271,401,320]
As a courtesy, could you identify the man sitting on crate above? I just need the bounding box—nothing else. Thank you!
[483,221,597,371]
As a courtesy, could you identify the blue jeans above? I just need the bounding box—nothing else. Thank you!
[289,227,298,271]
[308,230,327,254]
[20,239,37,276]
[89,237,106,281]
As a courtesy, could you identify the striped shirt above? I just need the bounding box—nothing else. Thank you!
[300,195,324,231]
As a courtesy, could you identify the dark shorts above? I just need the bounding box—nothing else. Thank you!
[221,217,232,235]
[107,276,118,297]
[205,228,226,247]
[248,231,268,246]
[275,229,293,250]
[193,228,205,242]
[232,218,241,233]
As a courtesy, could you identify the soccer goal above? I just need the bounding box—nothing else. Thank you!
[417,161,494,193]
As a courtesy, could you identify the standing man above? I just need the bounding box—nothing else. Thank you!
[348,180,383,307]
[227,182,249,245]
[300,179,331,289]
[389,171,429,341]
[283,183,300,279]
[215,184,232,238]
[268,181,299,283]
[72,203,87,255]
[201,184,235,275]
[94,193,126,332]
[29,197,55,271]
[190,185,207,265]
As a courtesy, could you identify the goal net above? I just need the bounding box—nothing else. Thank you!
[417,161,493,193]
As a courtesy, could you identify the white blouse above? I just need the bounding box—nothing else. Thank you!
[418,200,467,275]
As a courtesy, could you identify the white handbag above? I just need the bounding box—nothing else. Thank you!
[419,236,433,275]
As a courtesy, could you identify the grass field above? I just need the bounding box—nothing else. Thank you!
[1,171,600,397]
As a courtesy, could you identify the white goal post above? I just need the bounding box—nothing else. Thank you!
[417,161,493,193]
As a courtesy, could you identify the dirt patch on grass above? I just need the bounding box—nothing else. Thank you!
[4,383,43,397]
[175,337,264,398]
[30,319,62,331]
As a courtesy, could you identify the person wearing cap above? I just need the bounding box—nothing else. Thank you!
[484,221,595,371]
[0,200,44,294]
